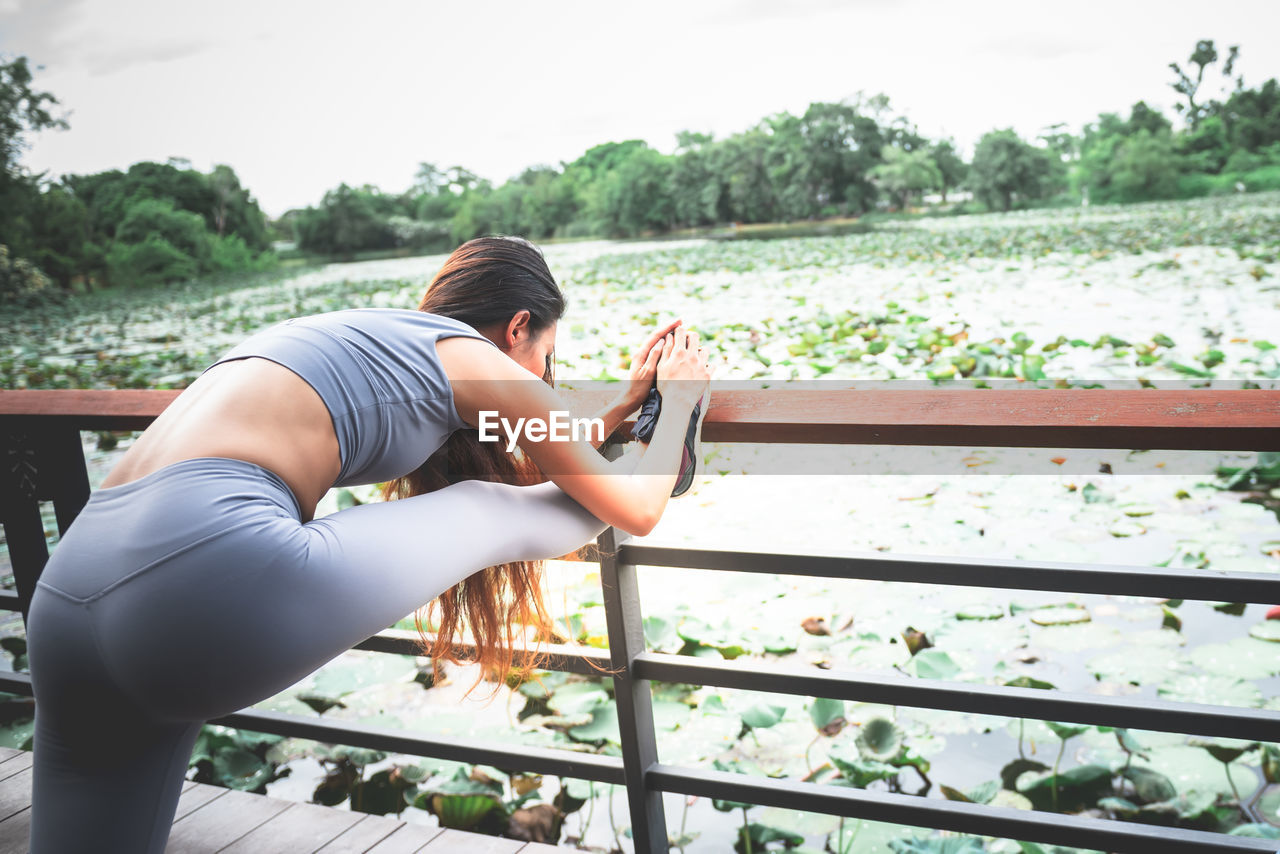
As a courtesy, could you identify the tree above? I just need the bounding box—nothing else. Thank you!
[0,55,68,258]
[1128,101,1172,137]
[594,146,673,237]
[1169,39,1240,128]
[929,140,968,202]
[30,184,96,290]
[708,128,777,223]
[295,184,395,255]
[413,162,448,196]
[870,146,941,209]
[969,129,1059,211]
[1219,78,1280,153]
[1109,130,1180,202]
[207,164,269,249]
[669,131,722,227]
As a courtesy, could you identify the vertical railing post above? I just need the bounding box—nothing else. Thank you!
[597,439,669,854]
[45,424,91,540]
[0,422,91,623]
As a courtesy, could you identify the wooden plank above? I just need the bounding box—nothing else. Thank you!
[0,805,29,854]
[362,822,444,854]
[218,800,365,853]
[171,782,230,823]
[4,388,1279,449]
[0,389,179,429]
[0,749,19,764]
[0,769,31,822]
[0,753,32,783]
[163,787,290,853]
[419,828,524,853]
[313,813,407,852]
[516,843,564,853]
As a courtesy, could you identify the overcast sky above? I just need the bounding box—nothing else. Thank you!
[4,0,1278,218]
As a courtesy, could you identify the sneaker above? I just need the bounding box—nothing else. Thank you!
[671,391,707,497]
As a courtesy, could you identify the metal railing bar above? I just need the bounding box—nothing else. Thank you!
[596,451,670,854]
[0,673,29,695]
[351,629,611,676]
[207,708,626,785]
[634,652,1280,743]
[0,672,625,784]
[0,676,624,783]
[620,544,1280,602]
[646,763,1280,854]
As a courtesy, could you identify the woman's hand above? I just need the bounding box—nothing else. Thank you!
[620,318,684,409]
[656,324,713,408]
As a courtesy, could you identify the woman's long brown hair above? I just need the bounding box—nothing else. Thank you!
[381,235,613,701]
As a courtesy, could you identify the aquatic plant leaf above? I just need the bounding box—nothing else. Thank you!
[855,717,905,762]
[908,649,961,679]
[1121,765,1177,802]
[741,703,787,729]
[212,748,273,792]
[828,750,898,788]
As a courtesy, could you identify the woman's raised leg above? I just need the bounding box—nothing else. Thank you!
[83,466,634,723]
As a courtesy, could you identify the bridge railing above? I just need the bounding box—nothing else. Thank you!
[2,388,1278,853]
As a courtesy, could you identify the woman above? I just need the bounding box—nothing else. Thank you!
[24,235,713,853]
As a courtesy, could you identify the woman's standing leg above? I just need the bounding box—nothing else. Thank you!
[27,584,204,854]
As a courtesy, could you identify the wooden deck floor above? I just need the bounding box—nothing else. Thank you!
[0,747,564,853]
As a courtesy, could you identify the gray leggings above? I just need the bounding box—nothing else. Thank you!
[26,454,620,853]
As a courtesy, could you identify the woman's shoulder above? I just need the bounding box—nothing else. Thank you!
[290,307,484,337]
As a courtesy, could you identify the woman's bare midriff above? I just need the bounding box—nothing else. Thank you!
[98,358,342,522]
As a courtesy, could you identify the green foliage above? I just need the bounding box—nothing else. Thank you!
[295,183,397,255]
[872,147,942,209]
[0,243,53,303]
[1107,130,1181,202]
[969,129,1062,211]
[105,234,199,287]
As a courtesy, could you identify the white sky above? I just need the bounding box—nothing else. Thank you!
[4,0,1278,218]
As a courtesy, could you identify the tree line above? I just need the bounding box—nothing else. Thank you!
[2,38,1278,299]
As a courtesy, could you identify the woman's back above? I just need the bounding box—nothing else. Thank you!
[100,309,499,521]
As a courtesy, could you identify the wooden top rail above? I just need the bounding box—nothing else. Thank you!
[1,388,1278,450]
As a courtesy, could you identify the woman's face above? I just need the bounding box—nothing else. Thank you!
[504,321,557,380]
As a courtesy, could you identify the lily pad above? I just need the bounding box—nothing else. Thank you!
[546,681,610,716]
[1108,520,1147,538]
[955,603,1004,621]
[1028,606,1091,626]
[568,703,620,744]
[1249,621,1280,643]
[1188,636,1280,679]
[1157,673,1263,708]
[1187,735,1258,764]
[657,703,742,764]
[827,817,917,853]
[309,653,418,697]
[933,618,1029,651]
[1032,622,1122,652]
[906,649,963,680]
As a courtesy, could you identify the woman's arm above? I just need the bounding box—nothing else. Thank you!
[577,318,685,449]
[446,337,704,537]
[581,392,642,450]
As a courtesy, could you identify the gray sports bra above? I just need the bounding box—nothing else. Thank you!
[203,308,498,487]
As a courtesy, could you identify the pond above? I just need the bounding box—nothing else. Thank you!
[2,192,1279,851]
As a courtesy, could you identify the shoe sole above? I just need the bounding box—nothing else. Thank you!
[671,392,705,497]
